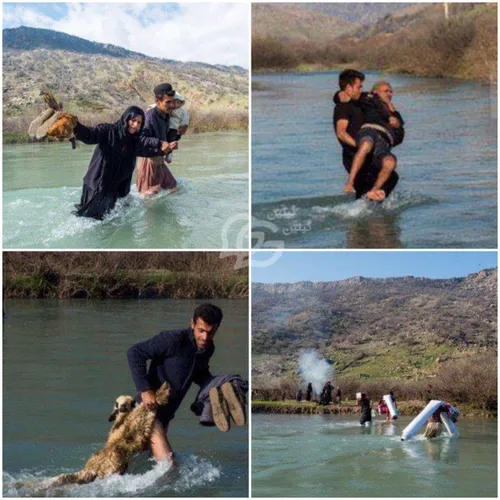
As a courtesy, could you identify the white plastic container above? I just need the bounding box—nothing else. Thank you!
[401,400,443,441]
[440,412,459,437]
[383,394,398,420]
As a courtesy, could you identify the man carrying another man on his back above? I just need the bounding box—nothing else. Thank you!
[333,69,405,201]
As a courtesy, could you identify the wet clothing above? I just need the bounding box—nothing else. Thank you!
[74,106,163,219]
[137,106,177,194]
[333,91,404,198]
[190,373,248,425]
[136,156,178,193]
[356,126,394,167]
[127,327,214,425]
[359,397,372,425]
[424,421,442,439]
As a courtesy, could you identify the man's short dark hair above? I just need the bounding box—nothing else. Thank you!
[338,69,365,90]
[154,83,176,100]
[193,303,223,327]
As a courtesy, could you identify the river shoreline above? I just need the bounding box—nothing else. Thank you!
[3,270,248,300]
[252,65,496,83]
[252,400,496,418]
[3,125,248,145]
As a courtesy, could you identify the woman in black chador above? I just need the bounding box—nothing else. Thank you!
[73,106,170,220]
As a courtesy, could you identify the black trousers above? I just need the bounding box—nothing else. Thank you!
[342,150,399,199]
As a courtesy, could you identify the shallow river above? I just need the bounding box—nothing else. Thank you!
[3,132,248,249]
[252,71,497,248]
[252,413,497,497]
[3,299,248,497]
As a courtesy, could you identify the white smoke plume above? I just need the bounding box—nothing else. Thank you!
[298,350,335,395]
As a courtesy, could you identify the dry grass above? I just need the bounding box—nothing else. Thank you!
[3,106,248,143]
[3,252,248,299]
[253,353,497,411]
[253,6,497,81]
[190,108,248,132]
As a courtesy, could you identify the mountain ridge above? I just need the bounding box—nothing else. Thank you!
[3,26,248,131]
[252,269,497,382]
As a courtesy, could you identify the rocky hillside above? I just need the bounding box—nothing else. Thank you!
[253,269,497,382]
[252,3,428,42]
[3,26,248,120]
[252,4,358,41]
[252,3,496,80]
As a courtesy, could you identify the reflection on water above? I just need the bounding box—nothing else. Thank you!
[4,299,248,497]
[252,71,497,248]
[3,132,248,249]
[252,414,497,497]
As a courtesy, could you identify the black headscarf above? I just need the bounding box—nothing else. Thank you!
[115,105,145,143]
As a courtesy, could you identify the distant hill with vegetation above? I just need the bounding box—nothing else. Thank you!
[3,26,248,141]
[252,268,497,383]
[252,3,497,81]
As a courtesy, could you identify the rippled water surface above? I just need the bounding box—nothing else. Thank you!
[3,132,248,249]
[252,414,497,497]
[4,299,248,497]
[252,72,497,248]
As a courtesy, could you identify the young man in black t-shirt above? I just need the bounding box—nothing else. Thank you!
[333,69,401,200]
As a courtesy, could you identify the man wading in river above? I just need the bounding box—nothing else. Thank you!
[333,69,404,200]
[127,303,245,463]
[136,83,179,197]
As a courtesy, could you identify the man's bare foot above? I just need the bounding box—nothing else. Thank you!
[366,189,386,202]
[143,186,161,198]
[344,182,355,194]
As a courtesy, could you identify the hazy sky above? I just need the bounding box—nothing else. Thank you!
[3,2,250,68]
[252,251,497,283]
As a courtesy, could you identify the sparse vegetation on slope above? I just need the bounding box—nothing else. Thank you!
[252,3,497,81]
[252,270,497,394]
[3,27,248,141]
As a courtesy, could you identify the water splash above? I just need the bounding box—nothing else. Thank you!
[297,350,334,394]
[312,191,435,221]
[3,453,220,497]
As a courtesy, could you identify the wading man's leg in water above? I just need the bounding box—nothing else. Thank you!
[344,139,373,195]
[150,419,175,463]
[366,154,397,201]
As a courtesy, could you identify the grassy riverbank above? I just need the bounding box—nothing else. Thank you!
[3,252,248,299]
[252,400,496,418]
[3,108,248,145]
[252,4,497,82]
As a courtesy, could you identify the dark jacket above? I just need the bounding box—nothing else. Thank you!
[333,91,405,146]
[143,107,170,141]
[127,328,214,424]
[74,106,164,219]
